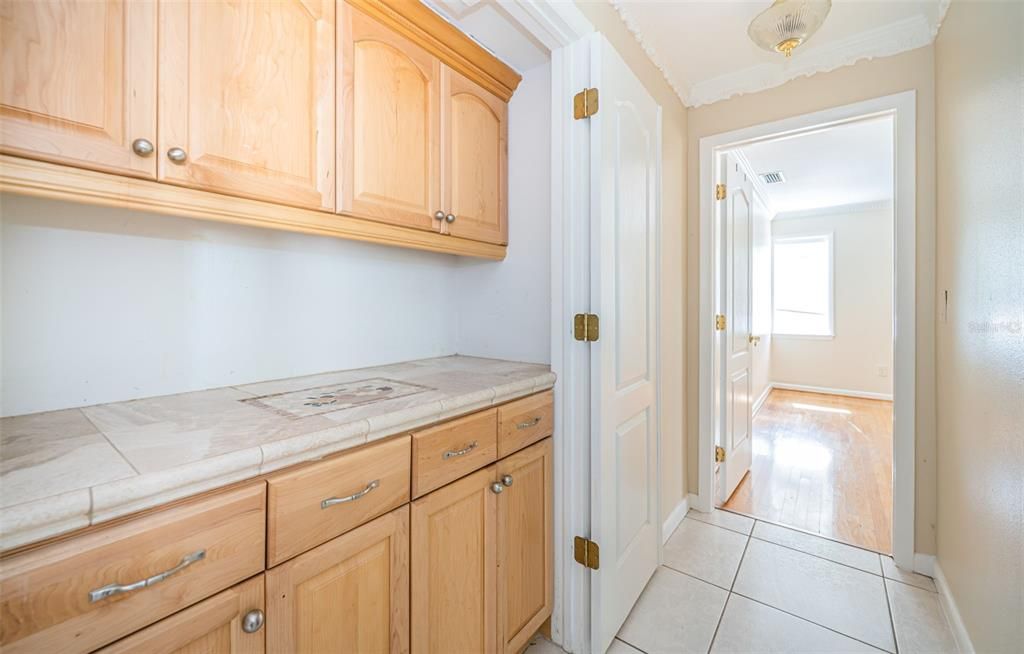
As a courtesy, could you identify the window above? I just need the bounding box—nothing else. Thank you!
[772,234,833,337]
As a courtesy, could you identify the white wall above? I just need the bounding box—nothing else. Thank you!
[454,62,551,364]
[769,205,893,397]
[750,193,773,410]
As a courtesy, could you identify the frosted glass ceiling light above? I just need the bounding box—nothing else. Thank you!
[748,0,832,58]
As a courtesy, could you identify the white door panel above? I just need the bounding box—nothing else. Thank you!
[590,34,661,654]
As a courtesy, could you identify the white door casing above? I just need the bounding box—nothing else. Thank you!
[589,33,662,654]
[719,154,754,503]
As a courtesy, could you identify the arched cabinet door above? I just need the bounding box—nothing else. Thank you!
[442,68,508,246]
[339,2,442,232]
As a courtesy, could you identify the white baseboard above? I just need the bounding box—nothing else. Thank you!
[662,496,690,544]
[913,553,935,577]
[753,384,773,416]
[933,560,975,654]
[770,381,893,401]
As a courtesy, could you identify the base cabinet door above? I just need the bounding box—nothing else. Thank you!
[496,438,553,654]
[0,0,156,178]
[266,506,410,654]
[96,575,265,654]
[411,466,497,654]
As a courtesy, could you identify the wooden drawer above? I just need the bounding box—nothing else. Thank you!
[96,575,265,654]
[497,391,553,458]
[267,435,411,566]
[0,483,266,654]
[412,409,497,498]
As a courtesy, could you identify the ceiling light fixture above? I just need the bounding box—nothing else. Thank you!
[748,0,832,58]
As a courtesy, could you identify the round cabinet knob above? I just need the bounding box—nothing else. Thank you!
[445,213,456,224]
[131,138,154,157]
[166,147,188,164]
[242,609,265,634]
[434,211,445,221]
[490,482,505,495]
[500,474,513,487]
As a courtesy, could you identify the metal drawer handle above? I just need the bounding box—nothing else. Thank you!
[89,549,206,603]
[321,479,380,509]
[443,441,478,460]
[516,417,542,430]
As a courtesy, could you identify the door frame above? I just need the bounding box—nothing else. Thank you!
[696,91,918,571]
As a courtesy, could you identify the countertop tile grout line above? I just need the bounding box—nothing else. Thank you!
[80,408,141,476]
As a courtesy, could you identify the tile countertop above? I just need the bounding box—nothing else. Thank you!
[0,356,555,551]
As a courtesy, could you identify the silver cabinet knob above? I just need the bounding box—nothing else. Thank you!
[500,474,513,487]
[242,609,265,634]
[445,213,456,223]
[131,138,154,157]
[434,211,445,221]
[166,147,188,164]
[490,482,504,495]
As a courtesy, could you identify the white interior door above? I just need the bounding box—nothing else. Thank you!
[589,34,662,654]
[719,153,754,503]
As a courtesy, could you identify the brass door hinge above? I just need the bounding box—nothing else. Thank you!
[574,536,600,570]
[715,183,727,200]
[715,314,726,331]
[574,313,600,342]
[573,88,599,119]
[715,446,726,463]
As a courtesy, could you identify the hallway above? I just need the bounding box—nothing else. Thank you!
[724,389,893,552]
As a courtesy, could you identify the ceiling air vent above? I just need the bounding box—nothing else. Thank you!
[759,171,786,185]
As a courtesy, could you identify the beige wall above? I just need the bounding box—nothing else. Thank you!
[686,45,938,554]
[934,1,1024,651]
[575,1,689,525]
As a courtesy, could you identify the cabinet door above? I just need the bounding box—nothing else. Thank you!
[96,575,265,654]
[442,68,508,245]
[0,0,156,178]
[339,2,441,231]
[266,506,409,654]
[496,438,553,654]
[411,466,497,654]
[158,0,334,210]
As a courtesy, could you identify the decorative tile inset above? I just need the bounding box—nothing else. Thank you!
[242,378,431,419]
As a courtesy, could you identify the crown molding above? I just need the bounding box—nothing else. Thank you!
[608,0,950,109]
[773,199,893,221]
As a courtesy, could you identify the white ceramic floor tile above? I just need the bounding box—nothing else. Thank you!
[617,566,729,654]
[608,639,644,654]
[687,508,755,535]
[881,556,937,592]
[886,579,959,654]
[523,636,564,654]
[711,594,883,653]
[663,518,749,588]
[753,521,882,575]
[733,539,896,652]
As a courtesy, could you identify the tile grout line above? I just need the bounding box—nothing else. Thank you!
[747,532,885,577]
[659,563,733,593]
[882,578,901,654]
[706,523,754,654]
[80,408,141,475]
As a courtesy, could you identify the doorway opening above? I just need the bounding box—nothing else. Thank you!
[697,92,917,567]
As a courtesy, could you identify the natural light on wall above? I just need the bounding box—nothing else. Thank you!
[773,234,834,336]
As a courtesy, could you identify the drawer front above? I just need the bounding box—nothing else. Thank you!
[497,391,553,458]
[412,409,497,498]
[0,483,266,654]
[267,435,411,566]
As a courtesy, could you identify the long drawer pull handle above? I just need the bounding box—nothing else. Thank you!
[89,550,206,603]
[516,417,542,430]
[321,479,380,509]
[443,441,478,460]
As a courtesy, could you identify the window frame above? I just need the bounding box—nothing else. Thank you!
[771,232,835,339]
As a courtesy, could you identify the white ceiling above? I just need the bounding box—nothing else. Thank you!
[611,0,949,107]
[736,116,893,217]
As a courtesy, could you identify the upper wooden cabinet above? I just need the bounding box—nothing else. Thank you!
[157,0,335,210]
[0,0,157,178]
[443,69,508,245]
[340,2,441,232]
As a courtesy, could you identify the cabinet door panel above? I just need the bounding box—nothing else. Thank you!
[158,0,334,210]
[96,575,265,654]
[443,68,507,245]
[411,466,496,654]
[266,506,409,654]
[497,438,553,654]
[0,0,156,177]
[339,2,441,231]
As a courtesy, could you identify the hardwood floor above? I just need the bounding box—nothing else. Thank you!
[724,389,893,553]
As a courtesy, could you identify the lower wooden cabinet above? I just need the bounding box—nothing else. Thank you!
[266,506,410,654]
[96,575,265,654]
